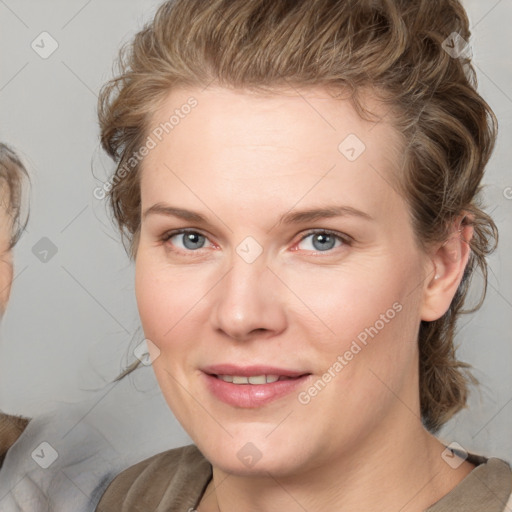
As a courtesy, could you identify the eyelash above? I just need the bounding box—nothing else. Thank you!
[160,229,352,257]
[294,229,352,255]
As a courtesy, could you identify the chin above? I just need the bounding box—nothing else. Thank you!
[193,430,314,478]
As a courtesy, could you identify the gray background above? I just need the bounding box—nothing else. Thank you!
[0,0,511,461]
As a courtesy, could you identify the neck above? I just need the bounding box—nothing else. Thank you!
[199,411,473,512]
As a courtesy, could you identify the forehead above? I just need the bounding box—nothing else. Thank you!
[140,86,406,220]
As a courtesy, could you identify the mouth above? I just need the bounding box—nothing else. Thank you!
[213,374,305,384]
[201,365,312,407]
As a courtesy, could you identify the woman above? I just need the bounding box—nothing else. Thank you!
[0,143,179,510]
[0,146,184,511]
[96,0,511,510]
[0,143,30,468]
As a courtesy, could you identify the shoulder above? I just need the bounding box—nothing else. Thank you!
[96,444,212,512]
[427,453,512,512]
[0,413,30,468]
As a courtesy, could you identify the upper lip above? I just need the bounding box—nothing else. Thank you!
[202,364,310,378]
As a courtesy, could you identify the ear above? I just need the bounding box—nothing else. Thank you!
[420,216,474,322]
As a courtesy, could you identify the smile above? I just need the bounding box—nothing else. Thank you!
[216,374,297,384]
[202,366,312,407]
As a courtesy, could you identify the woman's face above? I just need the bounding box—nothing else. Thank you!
[0,185,14,316]
[135,86,433,476]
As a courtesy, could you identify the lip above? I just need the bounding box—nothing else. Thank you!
[202,364,308,378]
[201,364,311,408]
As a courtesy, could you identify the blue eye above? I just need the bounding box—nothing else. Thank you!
[162,229,349,255]
[297,230,345,252]
[165,230,209,251]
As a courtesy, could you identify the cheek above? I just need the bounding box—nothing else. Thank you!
[135,253,176,350]
[289,256,423,410]
[289,260,417,351]
[291,269,421,430]
[135,253,209,349]
[0,257,13,314]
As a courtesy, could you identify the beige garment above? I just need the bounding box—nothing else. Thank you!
[0,412,30,468]
[96,444,512,512]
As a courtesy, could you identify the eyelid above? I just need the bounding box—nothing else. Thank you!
[296,228,352,245]
[157,230,214,261]
[161,228,209,243]
[161,228,217,251]
[161,228,352,255]
[292,229,352,254]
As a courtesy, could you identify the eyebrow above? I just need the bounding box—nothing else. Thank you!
[143,204,206,222]
[143,203,373,226]
[278,205,373,225]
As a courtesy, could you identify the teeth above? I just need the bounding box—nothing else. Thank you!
[218,374,281,384]
[248,375,266,384]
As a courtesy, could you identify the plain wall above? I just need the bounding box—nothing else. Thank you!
[0,0,511,460]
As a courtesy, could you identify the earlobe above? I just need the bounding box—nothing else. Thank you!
[420,217,474,322]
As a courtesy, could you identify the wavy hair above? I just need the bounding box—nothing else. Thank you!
[98,0,498,432]
[0,143,29,249]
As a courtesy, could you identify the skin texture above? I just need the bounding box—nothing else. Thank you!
[0,182,30,464]
[135,86,475,512]
[0,184,13,316]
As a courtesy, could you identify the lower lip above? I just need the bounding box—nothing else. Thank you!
[203,373,311,408]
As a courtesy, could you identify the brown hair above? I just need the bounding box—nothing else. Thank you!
[98,0,498,432]
[0,143,29,249]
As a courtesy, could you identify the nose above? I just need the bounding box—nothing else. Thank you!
[210,253,287,342]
